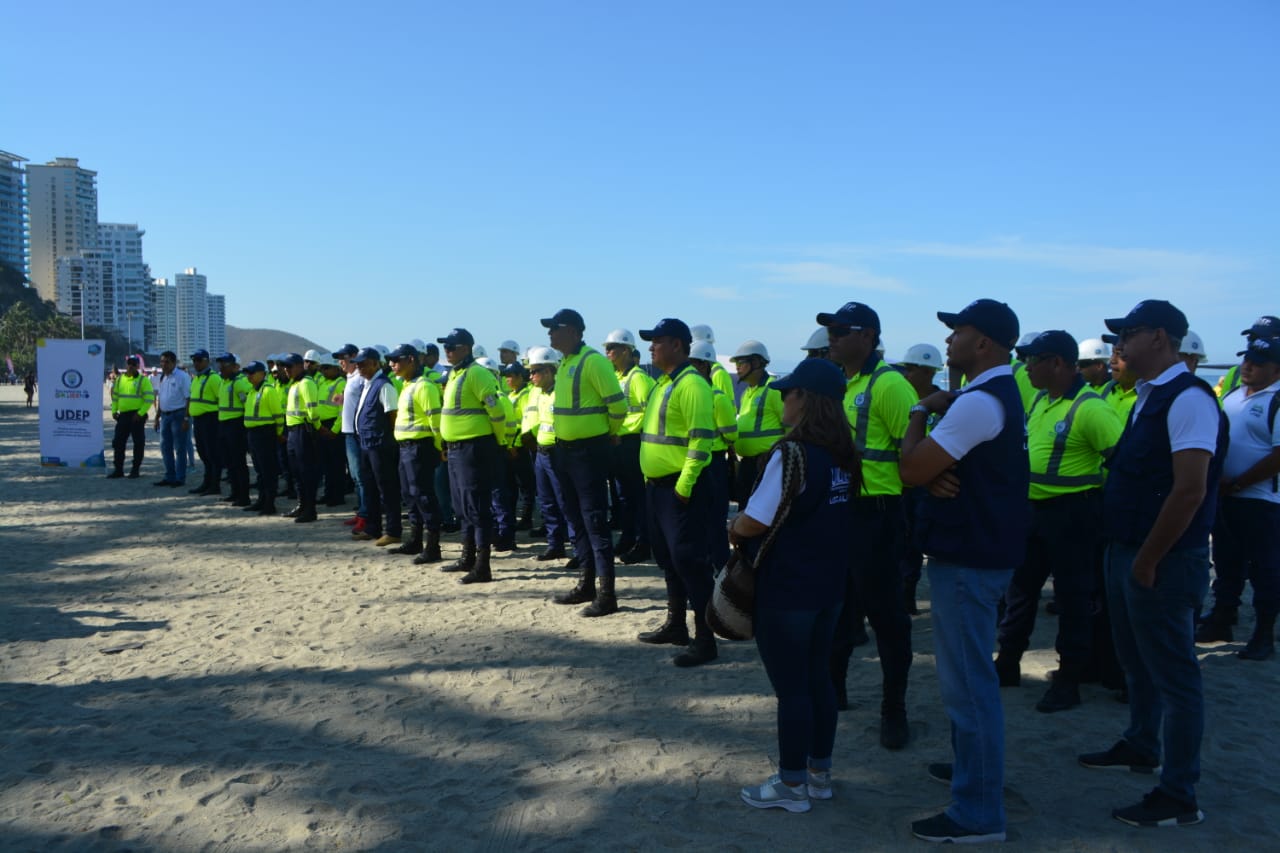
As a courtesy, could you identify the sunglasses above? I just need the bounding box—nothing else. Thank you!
[443,344,460,352]
[827,325,863,338]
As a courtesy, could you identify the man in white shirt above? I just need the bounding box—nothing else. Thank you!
[1197,336,1280,658]
[152,350,192,487]
[334,344,369,533]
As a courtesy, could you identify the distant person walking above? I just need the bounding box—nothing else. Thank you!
[23,372,35,407]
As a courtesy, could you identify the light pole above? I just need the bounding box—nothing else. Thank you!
[126,311,134,352]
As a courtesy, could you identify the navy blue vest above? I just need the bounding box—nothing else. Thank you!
[1103,371,1228,551]
[752,442,854,610]
[357,370,392,450]
[916,374,1030,570]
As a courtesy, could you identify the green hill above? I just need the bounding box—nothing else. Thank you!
[225,326,327,362]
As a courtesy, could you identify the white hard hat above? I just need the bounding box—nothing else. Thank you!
[472,344,487,358]
[899,343,943,369]
[690,324,715,344]
[732,340,770,362]
[875,342,886,355]
[801,328,829,351]
[475,356,499,373]
[498,339,520,353]
[526,346,562,367]
[689,340,717,362]
[374,344,390,357]
[1077,337,1111,361]
[1016,331,1041,348]
[410,338,427,351]
[1180,330,1207,361]
[303,349,325,363]
[603,328,637,349]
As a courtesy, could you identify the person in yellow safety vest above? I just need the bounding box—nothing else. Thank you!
[187,349,223,494]
[636,318,718,667]
[1076,338,1112,391]
[478,356,520,551]
[1012,333,1041,413]
[1099,334,1139,422]
[387,343,445,563]
[423,343,445,384]
[437,328,508,585]
[543,307,628,617]
[730,339,784,508]
[213,352,253,505]
[691,324,736,400]
[688,338,736,572]
[497,339,521,367]
[895,342,944,615]
[313,354,347,505]
[605,328,657,564]
[242,361,286,515]
[522,347,574,561]
[993,331,1124,713]
[502,361,538,533]
[107,355,156,478]
[818,301,916,749]
[280,353,321,522]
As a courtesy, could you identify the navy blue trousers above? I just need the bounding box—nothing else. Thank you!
[448,435,499,549]
[554,435,615,581]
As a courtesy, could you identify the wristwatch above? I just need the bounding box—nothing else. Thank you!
[909,404,930,417]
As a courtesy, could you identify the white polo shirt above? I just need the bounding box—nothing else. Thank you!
[929,364,1011,461]
[1131,362,1219,454]
[155,369,192,413]
[1222,379,1280,504]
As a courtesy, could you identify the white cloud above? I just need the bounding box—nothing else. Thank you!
[751,261,909,293]
[695,286,744,301]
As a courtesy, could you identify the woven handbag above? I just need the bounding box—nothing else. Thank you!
[707,441,807,641]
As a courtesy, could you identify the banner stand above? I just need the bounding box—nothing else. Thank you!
[36,338,107,468]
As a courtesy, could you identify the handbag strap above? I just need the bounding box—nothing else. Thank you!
[738,440,806,570]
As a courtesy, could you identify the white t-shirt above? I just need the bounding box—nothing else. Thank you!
[341,370,367,435]
[743,452,802,526]
[1131,362,1219,454]
[928,365,1011,461]
[155,369,191,412]
[1222,379,1280,503]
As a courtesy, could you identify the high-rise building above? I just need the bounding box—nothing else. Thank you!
[0,150,27,278]
[174,268,208,360]
[26,157,99,303]
[97,223,150,348]
[149,278,178,354]
[206,294,226,355]
[55,249,114,327]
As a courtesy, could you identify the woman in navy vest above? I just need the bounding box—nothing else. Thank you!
[729,358,860,814]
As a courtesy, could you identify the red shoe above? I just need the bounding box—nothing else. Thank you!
[352,517,366,534]
[343,515,360,527]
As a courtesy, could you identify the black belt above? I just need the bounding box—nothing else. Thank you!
[537,445,554,455]
[161,409,187,416]
[851,493,901,513]
[647,473,680,488]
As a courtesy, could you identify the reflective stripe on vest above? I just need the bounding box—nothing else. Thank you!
[740,380,783,441]
[852,363,902,463]
[1029,390,1104,488]
[553,351,625,417]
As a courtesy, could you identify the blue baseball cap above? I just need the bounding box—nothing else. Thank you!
[638,318,693,345]
[242,361,267,374]
[1240,337,1280,365]
[770,358,846,401]
[354,346,382,363]
[1242,316,1280,339]
[214,351,239,363]
[816,301,881,332]
[189,348,210,361]
[937,299,1020,349]
[436,328,475,347]
[540,308,586,331]
[1104,300,1189,339]
[387,343,419,361]
[278,352,303,367]
[332,343,359,359]
[1016,330,1078,362]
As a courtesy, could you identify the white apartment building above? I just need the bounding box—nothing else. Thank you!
[150,277,178,354]
[0,150,27,277]
[55,249,115,328]
[174,268,209,359]
[206,294,226,355]
[26,157,98,303]
[97,224,150,347]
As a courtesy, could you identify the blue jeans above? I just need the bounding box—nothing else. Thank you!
[159,412,188,483]
[344,434,366,518]
[1105,542,1208,804]
[533,448,571,549]
[928,561,1012,834]
[754,604,842,784]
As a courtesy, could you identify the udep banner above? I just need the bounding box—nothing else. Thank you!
[37,338,107,468]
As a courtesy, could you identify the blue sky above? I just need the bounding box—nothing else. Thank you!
[3,0,1276,370]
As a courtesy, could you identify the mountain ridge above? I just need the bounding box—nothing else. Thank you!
[225,325,327,361]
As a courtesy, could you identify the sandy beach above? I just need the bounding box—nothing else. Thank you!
[2,383,1278,852]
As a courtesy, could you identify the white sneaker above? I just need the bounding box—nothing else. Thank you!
[807,769,832,800]
[740,773,811,813]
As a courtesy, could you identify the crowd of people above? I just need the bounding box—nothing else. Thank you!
[96,300,1279,842]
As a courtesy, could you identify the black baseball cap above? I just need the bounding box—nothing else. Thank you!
[816,301,881,332]
[770,358,846,401]
[215,351,239,363]
[638,318,693,345]
[437,328,475,347]
[540,308,586,331]
[1240,337,1280,365]
[1104,300,1189,339]
[1016,330,1078,362]
[937,299,1020,349]
[242,361,267,375]
[278,353,302,367]
[500,362,528,377]
[1242,316,1280,339]
[387,343,419,361]
[125,355,140,365]
[424,343,439,356]
[1101,333,1119,345]
[190,349,210,361]
[332,343,359,359]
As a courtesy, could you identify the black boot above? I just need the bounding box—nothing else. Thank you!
[995,650,1021,687]
[126,462,142,479]
[1195,605,1237,643]
[390,525,424,555]
[1239,610,1277,661]
[414,530,443,564]
[283,504,305,518]
[293,499,317,523]
[459,545,493,585]
[618,543,651,565]
[673,614,718,667]
[553,565,596,605]
[258,499,277,516]
[1037,663,1083,712]
[638,607,690,645]
[879,692,910,750]
[581,575,618,617]
[441,542,475,573]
